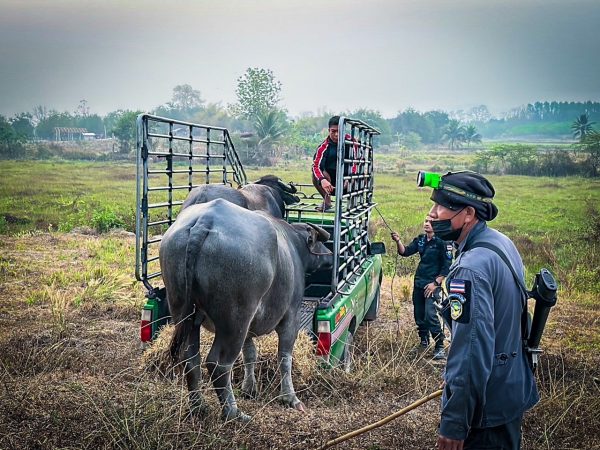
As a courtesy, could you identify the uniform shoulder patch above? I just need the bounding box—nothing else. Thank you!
[446,278,471,323]
[446,244,453,260]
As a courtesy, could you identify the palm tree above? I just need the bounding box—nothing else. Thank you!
[254,109,288,150]
[576,130,600,177]
[464,125,482,146]
[442,120,466,149]
[571,113,596,142]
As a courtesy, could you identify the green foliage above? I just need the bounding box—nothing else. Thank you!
[442,120,466,149]
[91,207,125,233]
[112,110,143,154]
[231,67,282,120]
[154,84,205,121]
[575,130,600,176]
[0,115,26,158]
[347,108,393,145]
[571,113,595,142]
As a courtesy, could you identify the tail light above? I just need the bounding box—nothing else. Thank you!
[140,308,153,342]
[316,320,331,356]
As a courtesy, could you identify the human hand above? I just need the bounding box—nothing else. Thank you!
[391,232,400,243]
[321,178,334,194]
[424,282,437,298]
[437,435,464,450]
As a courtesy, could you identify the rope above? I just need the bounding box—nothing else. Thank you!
[317,389,443,450]
[374,205,401,335]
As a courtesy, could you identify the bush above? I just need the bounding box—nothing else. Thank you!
[91,208,125,233]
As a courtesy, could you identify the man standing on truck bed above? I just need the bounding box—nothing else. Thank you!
[391,218,452,360]
[311,115,356,212]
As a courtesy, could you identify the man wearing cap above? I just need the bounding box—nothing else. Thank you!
[391,218,452,360]
[424,171,538,450]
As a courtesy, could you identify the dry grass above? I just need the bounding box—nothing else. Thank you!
[0,232,598,449]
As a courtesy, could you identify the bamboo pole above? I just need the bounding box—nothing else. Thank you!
[317,389,443,450]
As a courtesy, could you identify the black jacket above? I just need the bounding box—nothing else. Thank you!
[403,234,452,288]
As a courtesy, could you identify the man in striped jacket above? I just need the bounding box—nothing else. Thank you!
[311,116,356,212]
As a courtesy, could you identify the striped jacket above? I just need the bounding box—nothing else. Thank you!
[312,134,358,184]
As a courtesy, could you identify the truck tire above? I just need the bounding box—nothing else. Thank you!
[362,285,380,322]
[341,330,354,372]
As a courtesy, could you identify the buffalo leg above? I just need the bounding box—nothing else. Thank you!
[205,328,250,422]
[276,315,304,411]
[177,310,208,416]
[241,337,258,398]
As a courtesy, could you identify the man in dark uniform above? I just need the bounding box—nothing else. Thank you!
[311,115,356,212]
[391,218,452,360]
[423,171,539,450]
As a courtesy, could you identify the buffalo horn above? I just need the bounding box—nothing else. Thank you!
[307,223,330,242]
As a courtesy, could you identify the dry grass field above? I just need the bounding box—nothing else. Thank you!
[0,161,599,449]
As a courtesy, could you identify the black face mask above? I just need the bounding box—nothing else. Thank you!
[431,209,464,241]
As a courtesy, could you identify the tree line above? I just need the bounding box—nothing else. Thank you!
[1,67,599,174]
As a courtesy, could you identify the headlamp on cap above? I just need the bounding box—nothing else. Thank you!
[417,171,442,189]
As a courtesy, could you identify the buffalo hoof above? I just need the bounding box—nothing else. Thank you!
[293,401,306,412]
[222,408,251,423]
[280,394,305,412]
[241,384,258,399]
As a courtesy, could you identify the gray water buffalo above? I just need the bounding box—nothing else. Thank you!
[182,174,299,218]
[160,198,332,421]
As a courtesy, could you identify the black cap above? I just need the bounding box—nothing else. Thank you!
[430,171,498,221]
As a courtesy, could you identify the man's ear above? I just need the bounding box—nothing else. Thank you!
[464,206,477,223]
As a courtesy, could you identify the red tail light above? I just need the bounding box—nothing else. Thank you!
[316,332,331,355]
[316,320,331,356]
[140,309,153,342]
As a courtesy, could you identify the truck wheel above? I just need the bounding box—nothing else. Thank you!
[363,285,380,322]
[341,330,354,372]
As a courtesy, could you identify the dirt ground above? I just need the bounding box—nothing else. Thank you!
[0,233,598,450]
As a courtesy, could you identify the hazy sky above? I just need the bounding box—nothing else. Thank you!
[1,0,599,118]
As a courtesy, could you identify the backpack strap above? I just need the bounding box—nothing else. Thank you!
[467,242,530,341]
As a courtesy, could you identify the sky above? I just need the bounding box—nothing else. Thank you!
[1,0,599,119]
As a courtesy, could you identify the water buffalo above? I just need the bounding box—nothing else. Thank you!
[182,174,299,218]
[160,198,332,421]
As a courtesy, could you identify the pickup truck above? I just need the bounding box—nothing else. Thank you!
[135,114,384,369]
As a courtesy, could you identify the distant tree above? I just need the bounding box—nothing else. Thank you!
[254,109,288,151]
[32,105,49,126]
[35,111,75,140]
[347,108,392,145]
[571,113,596,142]
[442,120,466,149]
[112,110,143,153]
[171,84,204,112]
[396,132,422,150]
[464,125,482,146]
[473,150,493,173]
[0,115,25,158]
[154,84,204,120]
[576,130,600,177]
[76,99,90,117]
[231,68,282,120]
[10,113,34,139]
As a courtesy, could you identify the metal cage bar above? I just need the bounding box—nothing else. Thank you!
[330,117,380,294]
[135,114,247,291]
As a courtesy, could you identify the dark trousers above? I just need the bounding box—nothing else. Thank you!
[464,415,523,450]
[412,286,442,344]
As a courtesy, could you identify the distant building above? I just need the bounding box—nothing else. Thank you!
[81,132,96,141]
[54,127,88,141]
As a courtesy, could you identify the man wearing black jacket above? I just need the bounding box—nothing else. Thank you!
[392,218,452,359]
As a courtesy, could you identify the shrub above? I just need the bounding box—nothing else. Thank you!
[91,208,125,233]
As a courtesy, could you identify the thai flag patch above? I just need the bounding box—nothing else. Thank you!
[449,279,466,294]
